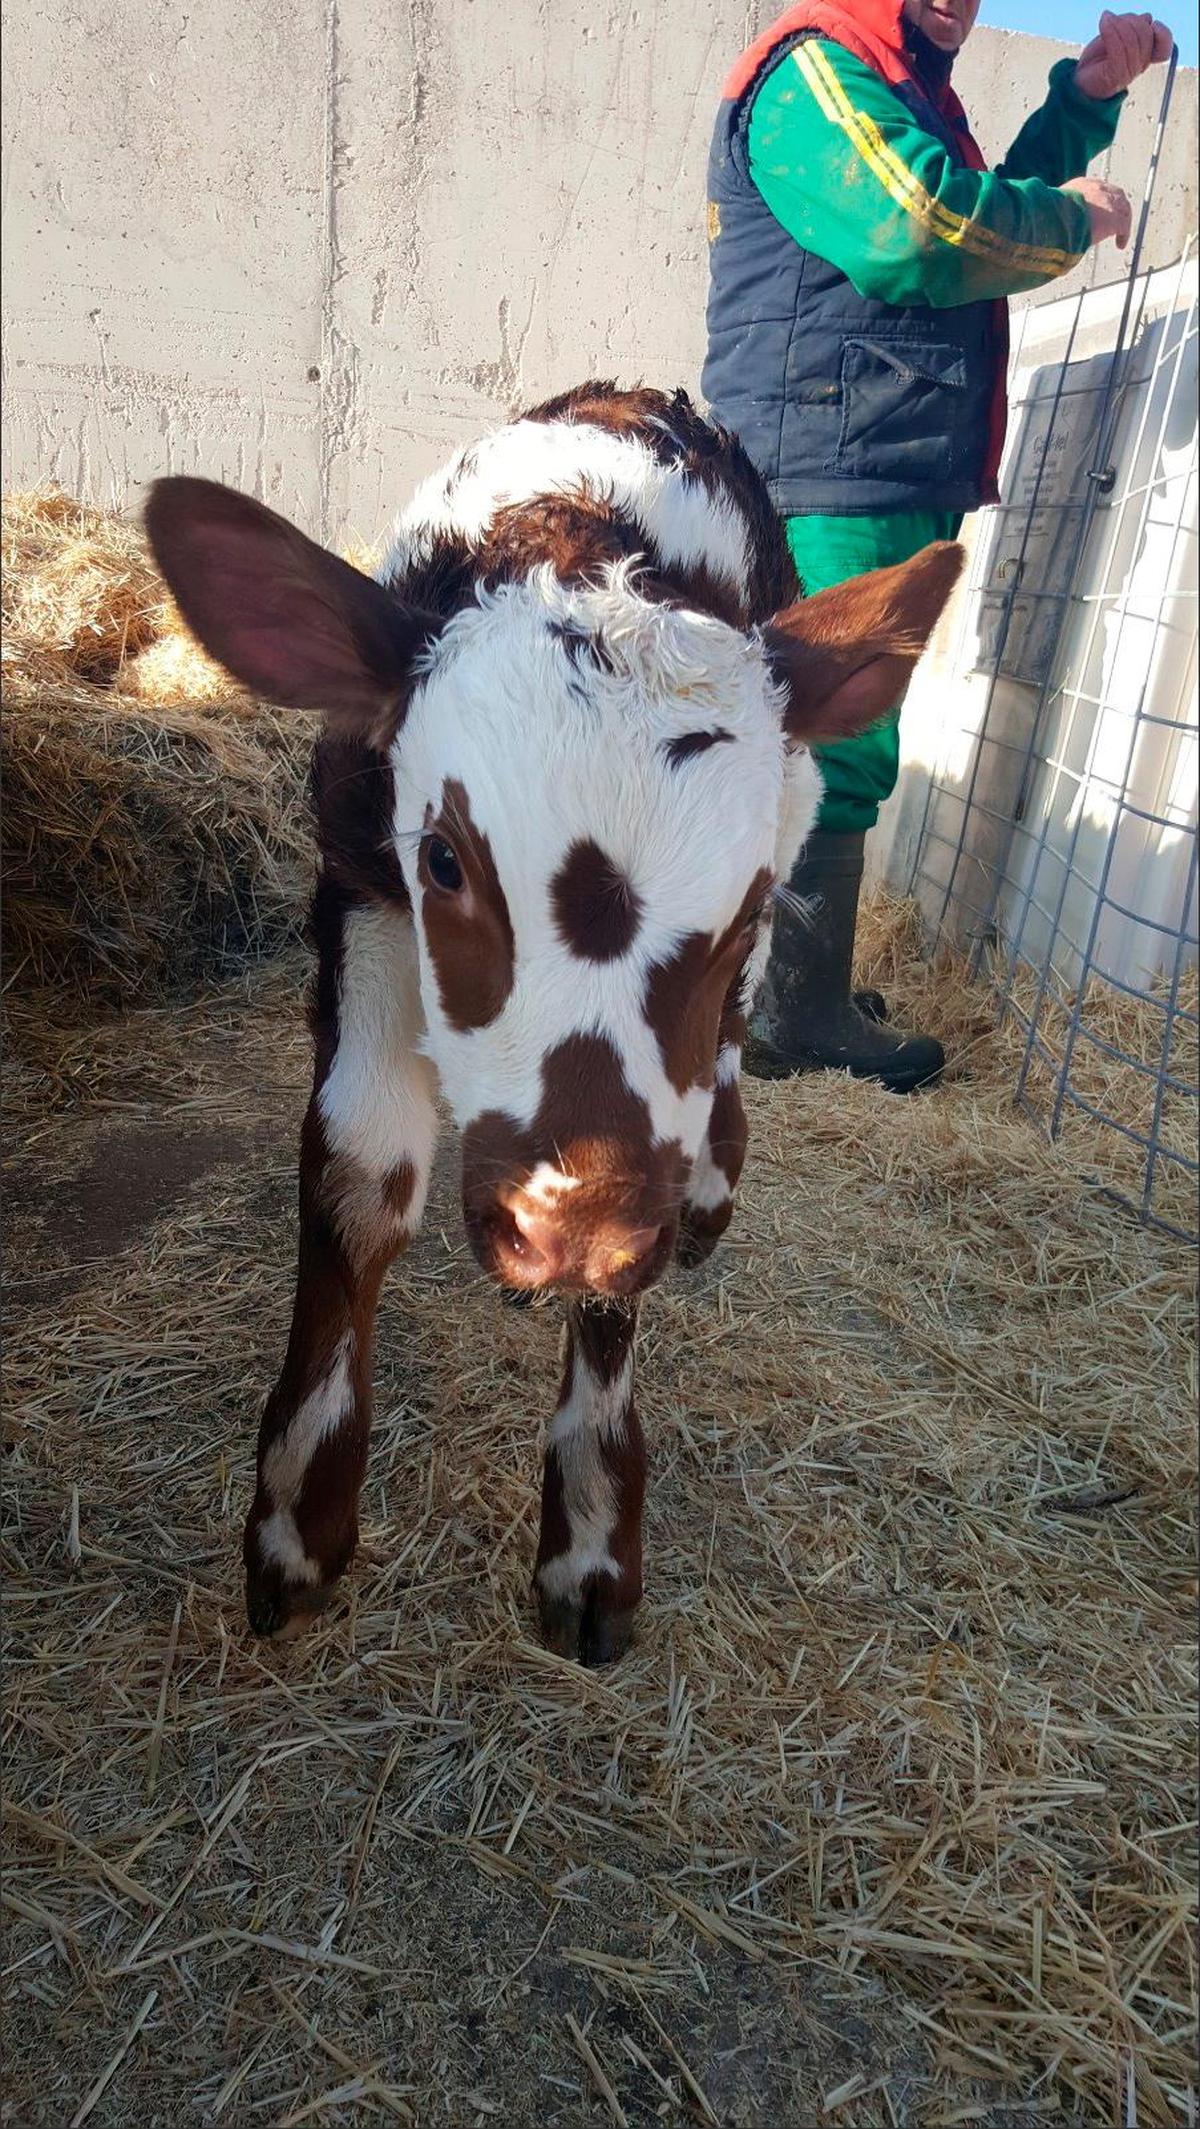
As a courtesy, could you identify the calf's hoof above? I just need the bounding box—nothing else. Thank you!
[245,1562,337,1642]
[676,1209,728,1270]
[537,1581,636,1668]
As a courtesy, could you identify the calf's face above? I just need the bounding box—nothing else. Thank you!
[145,478,960,1296]
[395,578,783,1294]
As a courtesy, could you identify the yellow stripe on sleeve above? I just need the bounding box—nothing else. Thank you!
[793,42,1080,277]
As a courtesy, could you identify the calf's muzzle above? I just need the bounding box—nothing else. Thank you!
[477,1186,676,1296]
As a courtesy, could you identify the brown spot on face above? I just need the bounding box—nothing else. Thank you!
[707,1076,748,1190]
[551,839,643,962]
[664,728,734,769]
[462,1035,685,1293]
[643,868,773,1097]
[419,777,515,1032]
[643,932,713,1097]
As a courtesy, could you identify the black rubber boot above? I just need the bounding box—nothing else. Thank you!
[745,830,945,1093]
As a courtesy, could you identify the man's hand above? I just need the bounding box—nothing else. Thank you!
[1075,11,1173,99]
[1062,176,1133,248]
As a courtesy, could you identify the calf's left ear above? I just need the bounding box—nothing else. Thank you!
[763,541,964,746]
[144,477,441,740]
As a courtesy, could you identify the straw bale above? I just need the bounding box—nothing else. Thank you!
[2,489,313,1002]
[3,896,1195,2127]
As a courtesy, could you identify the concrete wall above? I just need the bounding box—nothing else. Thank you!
[2,4,1195,542]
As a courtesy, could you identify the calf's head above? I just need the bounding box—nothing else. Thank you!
[146,478,959,1294]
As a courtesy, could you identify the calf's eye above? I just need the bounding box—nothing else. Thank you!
[424,835,464,893]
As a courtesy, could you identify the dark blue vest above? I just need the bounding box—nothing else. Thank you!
[701,33,1000,518]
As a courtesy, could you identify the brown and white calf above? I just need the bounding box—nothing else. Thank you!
[146,383,960,1663]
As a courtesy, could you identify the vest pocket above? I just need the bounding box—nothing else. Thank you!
[831,338,971,483]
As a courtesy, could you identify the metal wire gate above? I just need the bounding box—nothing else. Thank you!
[906,56,1198,1245]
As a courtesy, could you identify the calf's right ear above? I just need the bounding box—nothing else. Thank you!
[144,477,441,740]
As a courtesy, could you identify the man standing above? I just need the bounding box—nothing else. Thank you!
[703,2,1172,1089]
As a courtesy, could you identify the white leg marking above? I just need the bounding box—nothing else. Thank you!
[537,1344,634,1603]
[685,1141,734,1217]
[257,1336,356,1584]
[255,1510,323,1587]
[714,1038,743,1088]
[319,904,438,1225]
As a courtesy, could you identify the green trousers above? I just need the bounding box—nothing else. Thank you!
[785,509,963,837]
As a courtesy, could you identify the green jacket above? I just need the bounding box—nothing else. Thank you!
[748,46,1124,307]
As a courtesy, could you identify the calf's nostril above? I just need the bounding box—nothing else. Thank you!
[491,1201,552,1276]
[588,1221,673,1291]
[604,1224,660,1273]
[510,1199,567,1260]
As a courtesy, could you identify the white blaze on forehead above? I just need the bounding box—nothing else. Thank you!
[381,419,751,599]
[393,570,790,1142]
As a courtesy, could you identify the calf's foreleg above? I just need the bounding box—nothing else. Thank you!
[535,1299,644,1666]
[244,897,437,1637]
[678,1021,750,1268]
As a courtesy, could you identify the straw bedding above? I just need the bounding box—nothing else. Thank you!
[5,910,1196,2127]
[2,491,313,1003]
[3,490,1196,2126]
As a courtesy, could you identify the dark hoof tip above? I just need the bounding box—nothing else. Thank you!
[246,1584,285,1638]
[676,1226,719,1271]
[536,1587,636,1667]
[537,1594,584,1658]
[245,1575,334,1642]
[581,1607,635,1668]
